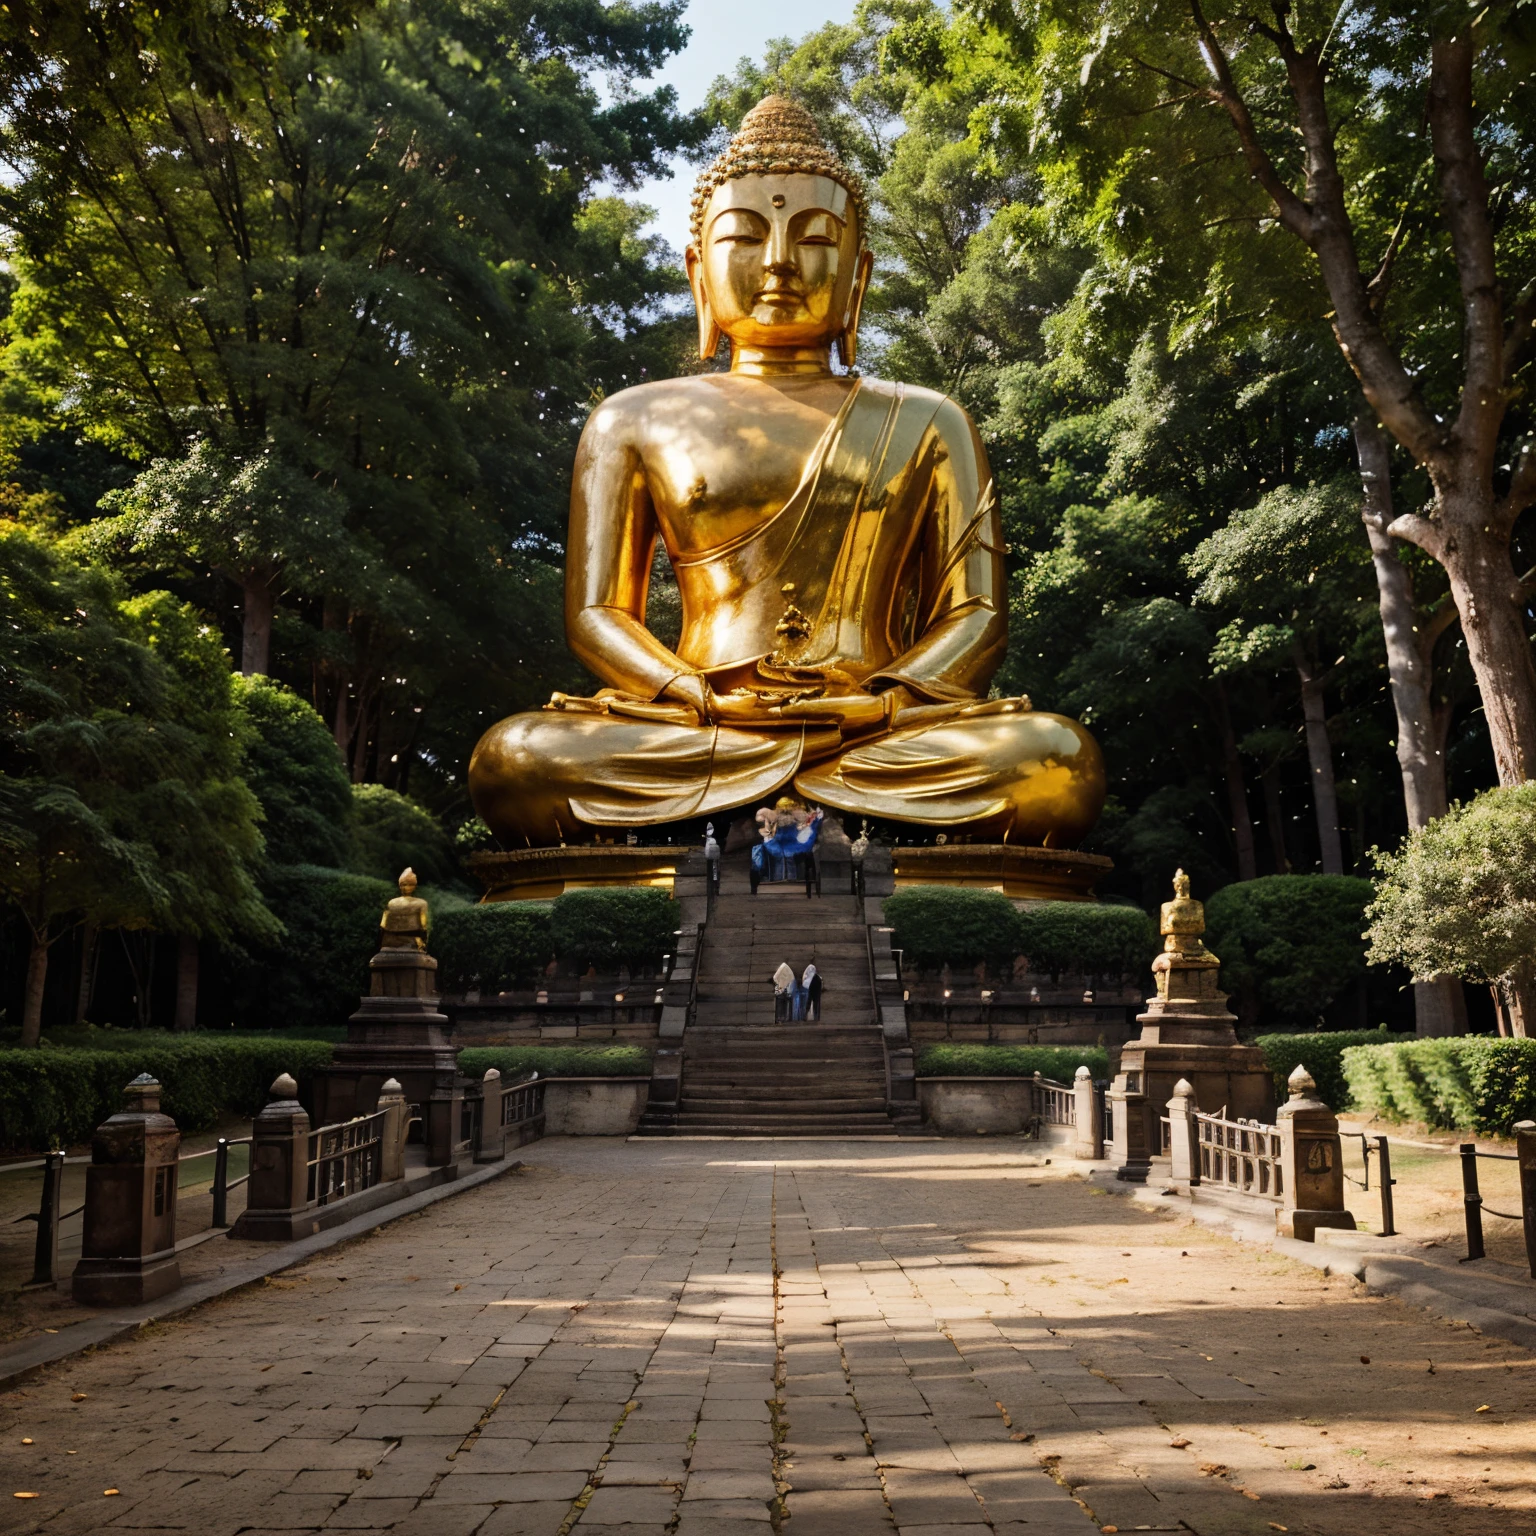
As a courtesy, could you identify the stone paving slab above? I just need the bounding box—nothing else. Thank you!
[2,1138,1533,1536]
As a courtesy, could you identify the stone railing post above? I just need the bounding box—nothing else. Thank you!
[231,1073,313,1242]
[475,1069,505,1164]
[72,1074,182,1306]
[379,1077,409,1181]
[1166,1078,1200,1187]
[1072,1066,1102,1160]
[1108,1068,1150,1182]
[1275,1065,1356,1241]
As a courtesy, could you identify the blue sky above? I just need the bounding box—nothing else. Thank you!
[629,0,859,246]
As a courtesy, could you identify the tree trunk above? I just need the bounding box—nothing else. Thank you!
[1292,644,1345,875]
[1354,416,1450,825]
[1212,683,1257,881]
[1437,509,1536,787]
[74,922,98,1026]
[1261,764,1290,874]
[241,576,274,676]
[21,931,49,1048]
[1354,415,1467,1036]
[174,934,199,1032]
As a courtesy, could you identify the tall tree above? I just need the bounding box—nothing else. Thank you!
[1,0,697,794]
[975,0,1536,785]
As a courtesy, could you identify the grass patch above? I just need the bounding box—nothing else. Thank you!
[458,1045,653,1081]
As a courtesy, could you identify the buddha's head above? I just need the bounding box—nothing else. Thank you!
[687,96,874,370]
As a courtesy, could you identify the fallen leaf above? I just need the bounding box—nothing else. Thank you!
[13,1493,38,1500]
[103,1489,119,1497]
[1199,1462,1227,1477]
[1476,1405,1491,1413]
[1359,1356,1370,1365]
[42,1329,57,1335]
[1418,1489,1446,1500]
[1200,1354,1214,1361]
[1169,1437,1190,1448]
[70,1394,86,1403]
[20,1439,32,1446]
[1324,1477,1350,1489]
[1103,1528,1118,1534]
[1241,1488,1261,1500]
[453,1283,463,1291]
[1010,1432,1034,1442]
[1269,1524,1289,1532]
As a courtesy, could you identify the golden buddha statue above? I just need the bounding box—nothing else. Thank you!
[469,96,1105,848]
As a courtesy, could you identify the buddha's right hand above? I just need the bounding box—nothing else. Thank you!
[662,674,782,727]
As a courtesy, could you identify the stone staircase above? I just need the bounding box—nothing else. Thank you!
[640,851,896,1137]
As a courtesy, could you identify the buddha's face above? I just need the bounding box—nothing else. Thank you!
[687,173,867,353]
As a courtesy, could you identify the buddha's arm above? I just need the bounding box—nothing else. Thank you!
[865,397,1006,703]
[565,399,700,703]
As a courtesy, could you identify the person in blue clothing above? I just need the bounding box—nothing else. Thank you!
[753,798,823,883]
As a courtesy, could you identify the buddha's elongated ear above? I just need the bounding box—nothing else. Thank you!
[835,248,875,371]
[685,243,723,362]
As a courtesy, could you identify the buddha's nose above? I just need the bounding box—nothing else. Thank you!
[764,226,797,274]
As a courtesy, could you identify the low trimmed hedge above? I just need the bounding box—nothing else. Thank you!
[915,1044,1109,1080]
[1254,1027,1412,1112]
[550,887,680,973]
[433,903,554,992]
[1341,1036,1536,1136]
[458,1045,653,1080]
[885,888,1018,971]
[0,1035,336,1152]
[885,887,1156,976]
[1015,902,1158,977]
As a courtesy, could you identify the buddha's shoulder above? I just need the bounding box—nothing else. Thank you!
[581,375,733,437]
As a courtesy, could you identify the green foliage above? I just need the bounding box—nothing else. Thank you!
[1014,902,1157,977]
[346,784,457,886]
[227,865,392,1034]
[458,1045,653,1081]
[1366,785,1536,987]
[0,1035,335,1153]
[1254,1027,1410,1114]
[1341,1038,1536,1137]
[549,887,680,973]
[233,675,353,867]
[884,887,1019,971]
[915,1044,1109,1081]
[885,887,1155,975]
[1205,876,1374,1028]
[0,525,275,1042]
[0,0,699,806]
[432,903,553,993]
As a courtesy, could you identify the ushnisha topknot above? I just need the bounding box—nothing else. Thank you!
[690,94,867,245]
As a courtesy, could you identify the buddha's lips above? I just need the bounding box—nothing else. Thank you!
[754,287,803,305]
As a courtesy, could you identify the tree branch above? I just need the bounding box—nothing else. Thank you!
[1504,280,1536,385]
[1385,509,1448,563]
[1496,438,1536,530]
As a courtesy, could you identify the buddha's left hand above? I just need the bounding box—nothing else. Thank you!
[772,686,912,730]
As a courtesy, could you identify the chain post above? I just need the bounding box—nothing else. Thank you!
[1375,1135,1397,1237]
[29,1151,64,1287]
[1460,1143,1485,1262]
[211,1138,230,1229]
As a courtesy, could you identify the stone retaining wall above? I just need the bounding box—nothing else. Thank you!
[541,1077,651,1136]
[918,1076,1076,1139]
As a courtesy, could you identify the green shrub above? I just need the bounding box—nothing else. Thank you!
[346,783,458,885]
[1014,902,1158,977]
[915,1044,1109,1081]
[225,864,392,1033]
[1340,1037,1536,1136]
[0,1036,335,1152]
[433,903,553,992]
[884,887,1018,971]
[234,675,353,867]
[1205,875,1374,1028]
[549,887,680,973]
[1254,1026,1411,1111]
[458,1045,653,1080]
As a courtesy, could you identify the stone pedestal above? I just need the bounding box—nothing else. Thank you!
[1276,1066,1357,1240]
[1110,871,1274,1182]
[316,868,468,1167]
[231,1073,314,1242]
[73,1074,183,1306]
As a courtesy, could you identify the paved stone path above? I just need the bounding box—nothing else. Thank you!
[4,1140,1533,1536]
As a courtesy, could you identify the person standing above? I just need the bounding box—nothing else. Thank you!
[802,963,822,1022]
[773,960,794,1022]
